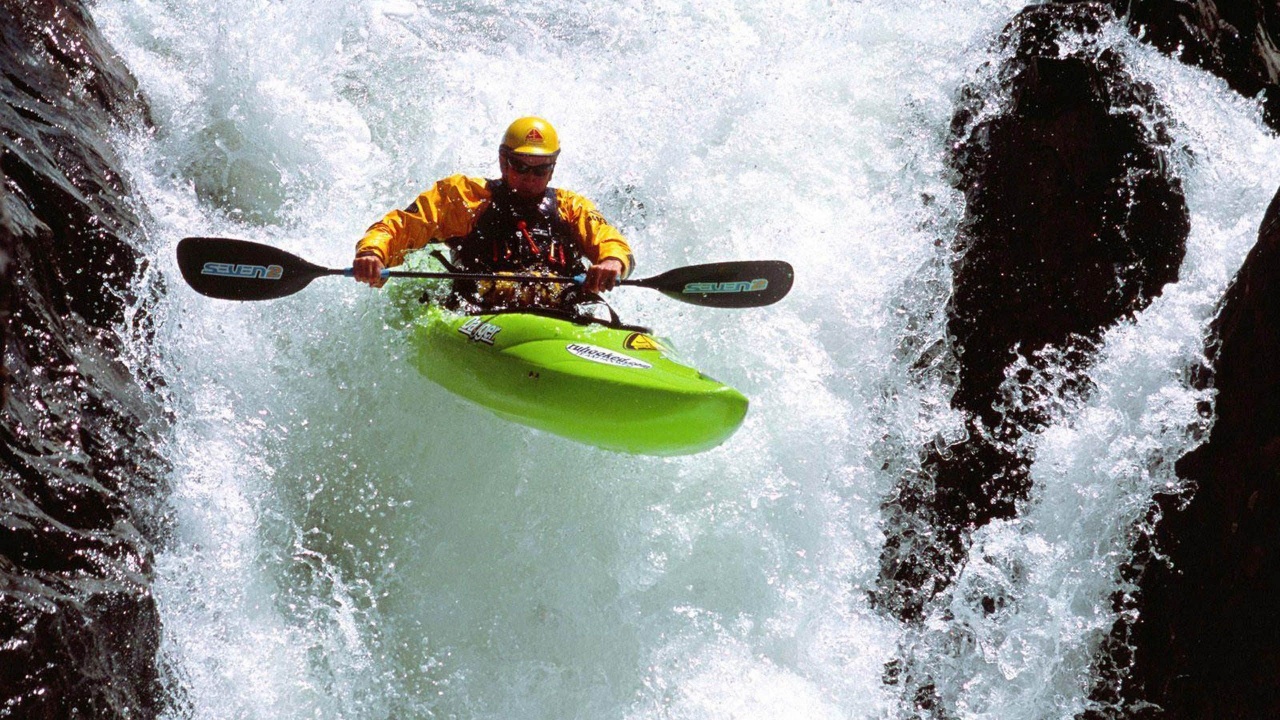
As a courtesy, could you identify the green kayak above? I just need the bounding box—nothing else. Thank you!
[407,305,749,455]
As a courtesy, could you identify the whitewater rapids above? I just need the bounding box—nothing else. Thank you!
[92,0,1280,717]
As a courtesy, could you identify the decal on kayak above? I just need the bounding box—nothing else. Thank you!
[624,333,662,351]
[458,317,502,345]
[566,343,652,370]
[201,261,284,280]
[682,278,769,294]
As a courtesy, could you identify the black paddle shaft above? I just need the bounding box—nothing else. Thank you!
[177,236,794,307]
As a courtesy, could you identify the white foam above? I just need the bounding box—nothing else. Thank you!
[93,0,1280,717]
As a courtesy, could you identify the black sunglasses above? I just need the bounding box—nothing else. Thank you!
[504,154,556,177]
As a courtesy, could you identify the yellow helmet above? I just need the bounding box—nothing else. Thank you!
[501,116,560,157]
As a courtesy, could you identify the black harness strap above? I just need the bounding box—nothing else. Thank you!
[442,180,589,311]
[449,180,583,275]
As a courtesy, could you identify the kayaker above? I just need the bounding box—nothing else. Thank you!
[352,116,633,310]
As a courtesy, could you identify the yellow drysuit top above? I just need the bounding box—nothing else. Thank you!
[356,175,633,275]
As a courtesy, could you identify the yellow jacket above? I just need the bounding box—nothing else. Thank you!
[356,175,633,275]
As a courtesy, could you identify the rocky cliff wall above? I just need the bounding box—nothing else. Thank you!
[0,0,168,717]
[876,2,1280,714]
[2,0,1279,716]
[1085,162,1280,720]
[877,1,1190,625]
[1109,0,1280,130]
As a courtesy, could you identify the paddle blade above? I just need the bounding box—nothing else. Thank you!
[634,260,795,308]
[177,237,332,301]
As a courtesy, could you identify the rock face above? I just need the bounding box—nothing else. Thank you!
[1086,188,1280,719]
[0,0,1276,715]
[0,0,167,717]
[876,2,1189,622]
[1108,0,1280,130]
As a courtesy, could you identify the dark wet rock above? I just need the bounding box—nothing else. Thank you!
[1106,0,1280,131]
[1085,186,1280,719]
[876,2,1189,623]
[1,0,167,717]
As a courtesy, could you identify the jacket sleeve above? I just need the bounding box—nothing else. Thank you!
[556,189,634,277]
[356,175,490,267]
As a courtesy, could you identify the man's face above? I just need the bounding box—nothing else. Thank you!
[500,152,556,198]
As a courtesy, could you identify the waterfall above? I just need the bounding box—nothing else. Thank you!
[89,0,1280,717]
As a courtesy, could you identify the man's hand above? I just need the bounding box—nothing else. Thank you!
[353,251,387,288]
[583,257,624,294]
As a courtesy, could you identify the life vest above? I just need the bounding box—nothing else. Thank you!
[445,180,586,310]
[449,180,584,275]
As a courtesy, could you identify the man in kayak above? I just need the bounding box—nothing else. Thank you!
[352,116,633,310]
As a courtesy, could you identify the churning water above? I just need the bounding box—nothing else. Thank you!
[93,0,1280,717]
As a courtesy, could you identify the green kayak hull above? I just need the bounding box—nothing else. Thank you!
[408,307,748,455]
